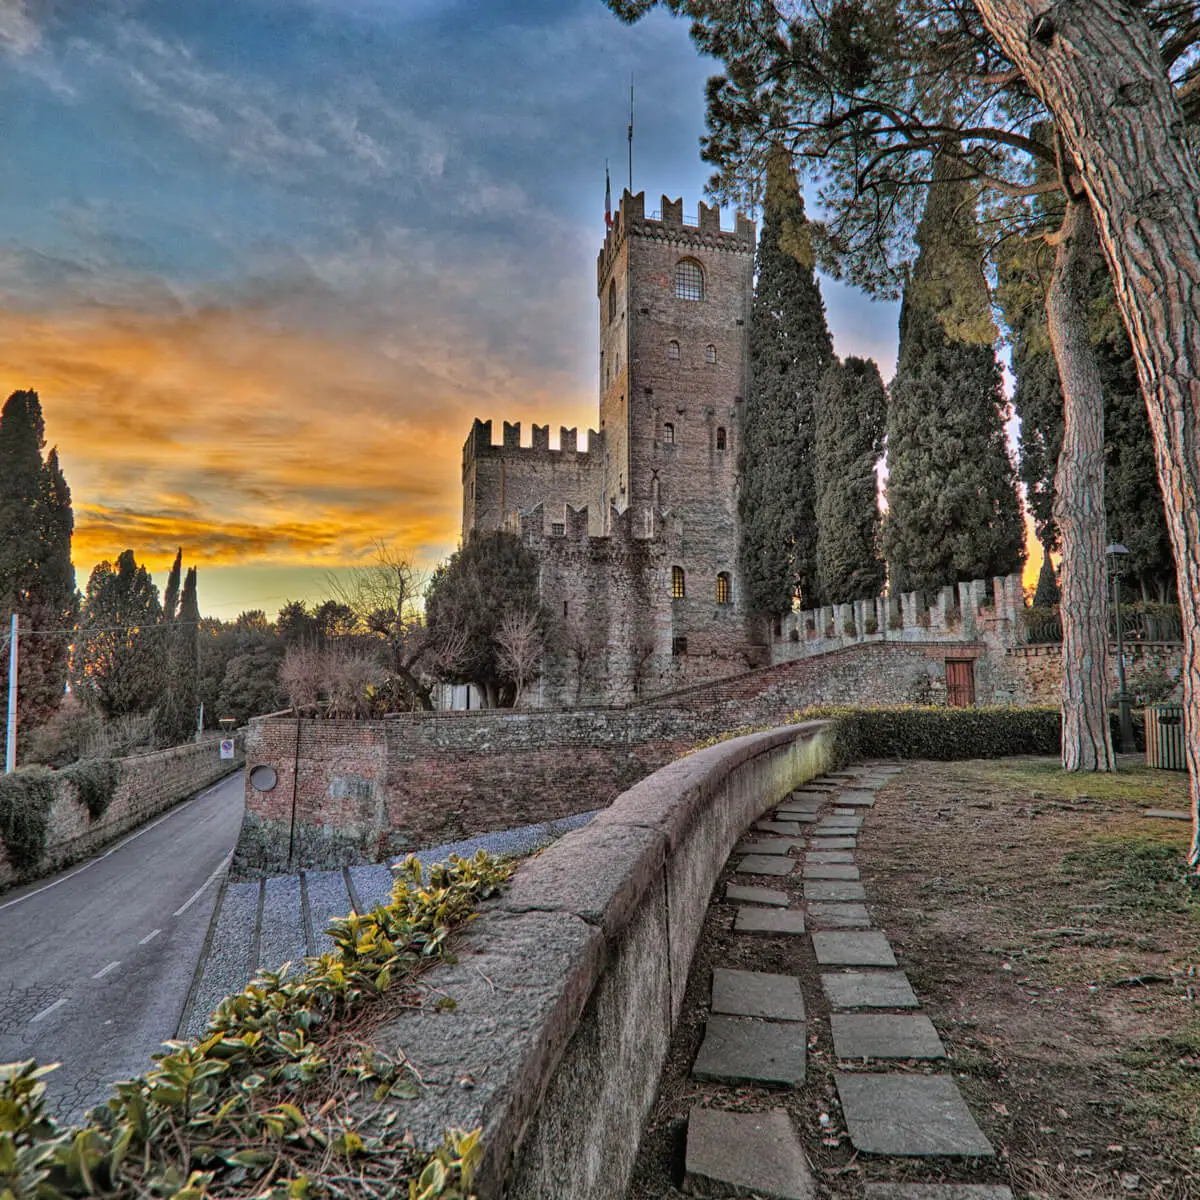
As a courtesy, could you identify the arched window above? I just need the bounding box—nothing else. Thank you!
[716,426,727,451]
[667,339,680,361]
[663,422,675,445]
[716,572,732,605]
[675,258,704,301]
[671,565,686,599]
[705,344,716,363]
[608,279,616,322]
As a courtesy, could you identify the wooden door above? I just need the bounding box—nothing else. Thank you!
[946,659,976,707]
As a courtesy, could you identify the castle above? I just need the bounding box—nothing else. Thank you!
[461,191,760,705]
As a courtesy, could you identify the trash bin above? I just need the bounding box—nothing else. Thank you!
[1145,704,1187,771]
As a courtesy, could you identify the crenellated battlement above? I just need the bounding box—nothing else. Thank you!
[515,500,661,550]
[462,418,603,470]
[597,189,756,286]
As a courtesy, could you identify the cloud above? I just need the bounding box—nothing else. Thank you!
[0,284,594,583]
[0,0,39,54]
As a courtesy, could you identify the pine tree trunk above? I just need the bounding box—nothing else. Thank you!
[974,0,1200,868]
[1047,200,1115,772]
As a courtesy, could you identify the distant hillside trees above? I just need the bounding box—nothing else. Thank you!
[740,146,835,616]
[814,357,887,604]
[882,149,1025,594]
[0,389,77,743]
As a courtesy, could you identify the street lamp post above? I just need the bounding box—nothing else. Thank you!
[1106,542,1134,754]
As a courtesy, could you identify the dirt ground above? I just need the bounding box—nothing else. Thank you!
[624,758,1198,1200]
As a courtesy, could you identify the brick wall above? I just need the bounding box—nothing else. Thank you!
[0,734,245,890]
[236,638,1007,876]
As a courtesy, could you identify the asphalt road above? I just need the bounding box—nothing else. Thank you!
[0,771,245,1123]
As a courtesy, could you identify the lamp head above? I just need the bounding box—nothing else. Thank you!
[1105,542,1130,556]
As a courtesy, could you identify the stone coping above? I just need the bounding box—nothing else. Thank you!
[362,721,833,1200]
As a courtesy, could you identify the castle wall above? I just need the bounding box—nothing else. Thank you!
[462,419,603,537]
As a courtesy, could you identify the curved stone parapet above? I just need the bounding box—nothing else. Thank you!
[364,720,833,1199]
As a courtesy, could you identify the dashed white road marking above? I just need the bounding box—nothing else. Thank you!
[139,929,161,945]
[92,961,120,980]
[0,774,237,913]
[31,997,67,1023]
[174,851,233,917]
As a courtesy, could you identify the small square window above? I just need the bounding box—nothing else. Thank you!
[672,635,688,656]
[552,522,564,536]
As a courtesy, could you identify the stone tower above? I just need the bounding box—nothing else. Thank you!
[596,190,756,653]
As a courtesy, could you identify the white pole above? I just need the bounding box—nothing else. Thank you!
[5,614,17,774]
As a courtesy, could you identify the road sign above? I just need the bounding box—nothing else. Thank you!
[219,738,235,760]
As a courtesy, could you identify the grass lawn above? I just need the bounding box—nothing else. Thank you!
[864,757,1197,1198]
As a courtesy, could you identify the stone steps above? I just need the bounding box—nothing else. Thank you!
[682,764,1014,1200]
[178,811,598,1040]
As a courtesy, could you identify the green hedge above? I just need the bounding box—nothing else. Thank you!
[63,758,120,820]
[797,705,1062,765]
[0,767,56,874]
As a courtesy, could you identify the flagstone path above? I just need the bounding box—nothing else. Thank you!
[681,764,1014,1200]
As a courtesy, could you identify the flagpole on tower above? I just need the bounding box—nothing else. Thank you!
[627,77,634,195]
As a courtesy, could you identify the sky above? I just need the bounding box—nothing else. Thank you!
[0,0,913,618]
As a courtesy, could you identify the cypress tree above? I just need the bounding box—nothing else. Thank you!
[739,146,835,615]
[1033,544,1060,607]
[814,356,887,603]
[1000,225,1175,601]
[0,390,77,742]
[883,150,1025,594]
[162,548,182,624]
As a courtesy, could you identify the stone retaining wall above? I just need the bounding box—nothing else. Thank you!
[0,734,246,890]
[364,721,833,1199]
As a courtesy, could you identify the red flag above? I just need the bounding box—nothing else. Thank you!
[605,164,613,230]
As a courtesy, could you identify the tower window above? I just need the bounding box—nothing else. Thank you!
[671,565,686,599]
[663,421,675,445]
[716,572,731,605]
[608,279,616,322]
[667,339,680,361]
[716,426,727,451]
[672,635,688,657]
[705,344,716,363]
[675,259,704,301]
[552,522,564,536]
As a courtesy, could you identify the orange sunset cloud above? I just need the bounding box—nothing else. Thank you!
[0,297,595,594]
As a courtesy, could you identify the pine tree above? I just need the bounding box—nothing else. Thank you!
[883,150,1025,594]
[0,390,77,745]
[739,146,835,615]
[814,357,887,603]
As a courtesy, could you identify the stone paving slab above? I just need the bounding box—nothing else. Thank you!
[812,931,896,966]
[864,1186,1013,1200]
[815,819,862,834]
[726,883,788,907]
[781,794,826,810]
[806,849,855,864]
[832,1013,946,1059]
[694,1016,807,1085]
[822,970,919,1008]
[738,837,801,856]
[804,880,867,902]
[685,1107,816,1199]
[1143,808,1189,821]
[804,863,860,880]
[807,903,872,929]
[808,836,857,850]
[836,1074,993,1157]
[712,968,805,1021]
[736,907,806,935]
[737,855,796,877]
[773,809,819,823]
[836,791,877,807]
[832,807,857,815]
[756,820,807,836]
